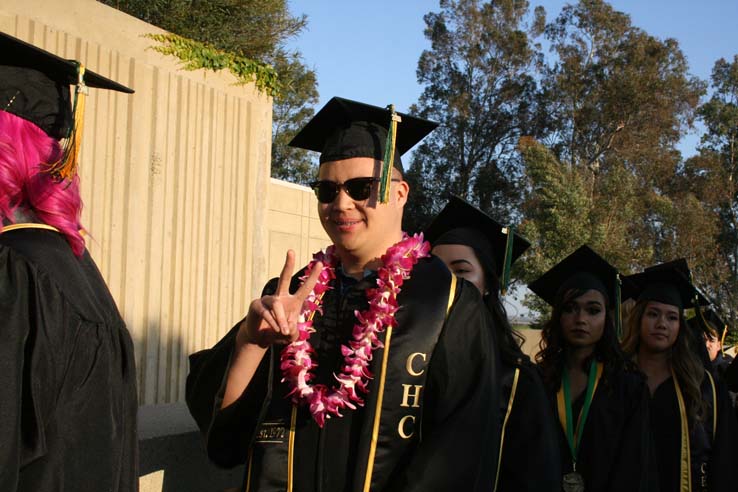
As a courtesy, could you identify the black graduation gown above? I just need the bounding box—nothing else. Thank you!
[496,360,560,492]
[649,375,738,492]
[553,368,654,492]
[0,228,138,491]
[186,256,499,492]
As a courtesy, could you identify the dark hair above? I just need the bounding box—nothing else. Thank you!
[535,287,630,394]
[481,258,526,366]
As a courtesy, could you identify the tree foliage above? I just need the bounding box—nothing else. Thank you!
[517,0,708,316]
[99,0,319,182]
[403,0,544,232]
[681,55,738,328]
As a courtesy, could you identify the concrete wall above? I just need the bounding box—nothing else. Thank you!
[267,178,331,277]
[1,0,273,406]
[1,2,332,490]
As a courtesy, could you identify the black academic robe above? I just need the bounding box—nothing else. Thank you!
[649,374,738,492]
[552,368,654,492]
[187,256,499,492]
[496,360,560,492]
[0,228,138,491]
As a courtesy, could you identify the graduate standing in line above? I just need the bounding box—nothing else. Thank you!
[621,262,738,491]
[424,196,560,492]
[186,97,500,491]
[529,246,655,492]
[0,33,138,491]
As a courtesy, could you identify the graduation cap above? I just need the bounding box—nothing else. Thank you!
[0,32,134,180]
[424,195,530,295]
[689,308,727,337]
[622,259,709,310]
[528,245,626,334]
[528,245,623,307]
[289,96,438,202]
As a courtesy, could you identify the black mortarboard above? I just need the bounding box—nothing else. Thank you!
[424,195,530,294]
[528,245,622,307]
[1,32,133,139]
[688,307,727,336]
[0,32,133,180]
[622,259,708,310]
[288,96,438,171]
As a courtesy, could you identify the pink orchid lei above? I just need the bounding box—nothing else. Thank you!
[279,233,430,427]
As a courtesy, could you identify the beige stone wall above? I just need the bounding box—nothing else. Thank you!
[1,0,273,405]
[518,328,543,359]
[267,178,331,280]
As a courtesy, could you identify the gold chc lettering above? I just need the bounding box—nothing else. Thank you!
[405,352,427,376]
[398,415,416,439]
[401,384,423,408]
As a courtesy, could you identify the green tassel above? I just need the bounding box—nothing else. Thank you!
[615,273,622,339]
[500,226,515,296]
[378,105,401,203]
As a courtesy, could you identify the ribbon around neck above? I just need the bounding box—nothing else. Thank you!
[557,361,604,467]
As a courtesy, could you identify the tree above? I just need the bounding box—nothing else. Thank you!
[518,0,705,313]
[99,0,319,182]
[269,52,319,184]
[403,0,545,232]
[681,55,738,329]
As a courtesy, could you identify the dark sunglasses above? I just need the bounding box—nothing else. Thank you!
[309,177,400,203]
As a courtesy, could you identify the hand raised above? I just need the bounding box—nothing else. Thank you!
[239,250,323,348]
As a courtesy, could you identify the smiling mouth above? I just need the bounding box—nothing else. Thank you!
[332,219,362,230]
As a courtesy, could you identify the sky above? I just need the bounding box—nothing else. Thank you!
[284,0,738,318]
[286,0,738,158]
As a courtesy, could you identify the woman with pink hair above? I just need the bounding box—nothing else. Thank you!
[0,33,138,491]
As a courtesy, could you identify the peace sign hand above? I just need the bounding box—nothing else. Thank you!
[238,250,323,348]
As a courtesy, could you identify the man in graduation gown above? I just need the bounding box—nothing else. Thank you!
[186,97,499,491]
[0,33,139,491]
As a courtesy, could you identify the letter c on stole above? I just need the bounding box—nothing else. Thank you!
[406,352,427,376]
[398,415,416,439]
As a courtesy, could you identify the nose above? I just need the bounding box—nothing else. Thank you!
[333,185,355,210]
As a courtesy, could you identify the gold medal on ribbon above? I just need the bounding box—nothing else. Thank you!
[556,362,604,492]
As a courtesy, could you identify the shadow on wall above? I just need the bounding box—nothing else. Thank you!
[134,329,245,492]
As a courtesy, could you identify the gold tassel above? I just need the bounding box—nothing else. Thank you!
[378,105,401,203]
[45,63,87,181]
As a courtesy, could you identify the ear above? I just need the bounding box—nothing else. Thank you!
[395,180,409,207]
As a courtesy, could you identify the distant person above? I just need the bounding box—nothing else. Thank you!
[621,260,738,491]
[0,33,138,491]
[697,309,734,376]
[425,196,560,492]
[530,246,655,492]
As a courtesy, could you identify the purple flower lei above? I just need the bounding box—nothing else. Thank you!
[279,233,430,427]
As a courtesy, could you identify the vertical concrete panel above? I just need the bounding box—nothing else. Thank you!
[267,180,331,280]
[2,0,273,405]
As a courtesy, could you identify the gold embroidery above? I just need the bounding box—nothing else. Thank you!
[672,369,692,492]
[494,367,520,491]
[287,405,297,492]
[397,415,416,439]
[405,352,427,376]
[400,384,423,408]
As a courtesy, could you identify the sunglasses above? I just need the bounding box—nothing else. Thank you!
[309,177,400,203]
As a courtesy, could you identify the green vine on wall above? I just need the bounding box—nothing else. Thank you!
[145,33,280,97]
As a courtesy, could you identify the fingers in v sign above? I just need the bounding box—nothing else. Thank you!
[243,250,323,347]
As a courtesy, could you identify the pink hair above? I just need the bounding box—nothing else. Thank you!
[0,111,85,256]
